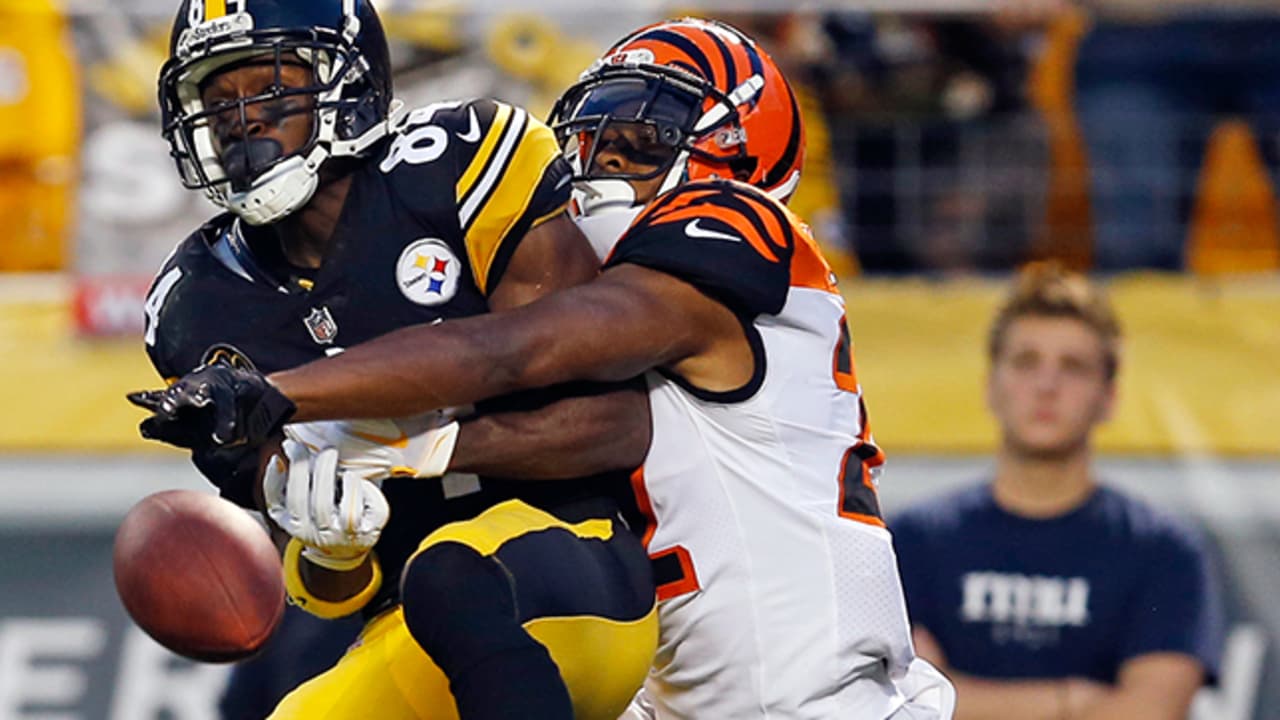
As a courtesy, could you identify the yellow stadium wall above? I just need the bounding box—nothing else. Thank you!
[3,276,1276,456]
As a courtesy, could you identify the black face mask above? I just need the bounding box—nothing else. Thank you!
[221,138,285,192]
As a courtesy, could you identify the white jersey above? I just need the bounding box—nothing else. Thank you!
[602,180,918,719]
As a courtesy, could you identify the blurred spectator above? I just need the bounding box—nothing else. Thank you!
[219,606,362,720]
[818,13,1049,274]
[1075,1,1280,270]
[890,263,1224,719]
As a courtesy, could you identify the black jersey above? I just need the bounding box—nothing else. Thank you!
[142,98,630,615]
[144,98,568,377]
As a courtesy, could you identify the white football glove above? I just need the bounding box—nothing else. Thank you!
[284,413,461,481]
[264,438,390,572]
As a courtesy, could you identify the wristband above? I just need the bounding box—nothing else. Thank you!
[283,537,382,619]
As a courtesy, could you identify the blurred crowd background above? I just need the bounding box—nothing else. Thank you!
[9,0,1280,278]
[0,0,1277,718]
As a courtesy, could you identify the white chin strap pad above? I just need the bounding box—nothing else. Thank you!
[575,204,643,262]
[572,178,646,261]
[226,148,325,225]
[573,177,638,217]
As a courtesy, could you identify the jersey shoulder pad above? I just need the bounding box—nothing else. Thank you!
[605,180,800,317]
[141,216,238,379]
[379,98,572,294]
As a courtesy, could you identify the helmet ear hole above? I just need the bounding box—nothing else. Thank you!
[342,93,383,140]
[729,156,758,183]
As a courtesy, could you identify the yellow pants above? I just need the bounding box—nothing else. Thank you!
[270,500,658,719]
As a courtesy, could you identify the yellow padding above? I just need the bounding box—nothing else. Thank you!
[525,607,659,720]
[268,606,460,720]
[283,538,382,620]
[414,499,613,558]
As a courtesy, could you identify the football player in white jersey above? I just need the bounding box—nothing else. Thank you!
[134,17,954,720]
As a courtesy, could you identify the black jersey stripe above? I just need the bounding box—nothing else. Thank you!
[763,81,803,189]
[647,29,715,83]
[702,25,737,93]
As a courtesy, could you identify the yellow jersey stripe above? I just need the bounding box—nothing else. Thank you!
[413,499,613,558]
[455,102,513,211]
[458,106,526,232]
[463,111,564,293]
[205,0,227,20]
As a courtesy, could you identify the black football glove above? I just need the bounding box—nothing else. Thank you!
[190,442,261,509]
[127,363,296,450]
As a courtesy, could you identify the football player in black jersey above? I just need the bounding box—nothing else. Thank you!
[129,1,657,719]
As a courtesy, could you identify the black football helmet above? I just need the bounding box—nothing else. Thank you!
[158,0,395,224]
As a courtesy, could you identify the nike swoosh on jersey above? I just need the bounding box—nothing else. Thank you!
[350,430,410,448]
[457,108,482,143]
[685,219,741,243]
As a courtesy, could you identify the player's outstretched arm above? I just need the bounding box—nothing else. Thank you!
[271,261,739,423]
[445,213,651,479]
[129,216,746,453]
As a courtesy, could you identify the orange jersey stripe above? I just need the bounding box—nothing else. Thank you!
[629,465,657,549]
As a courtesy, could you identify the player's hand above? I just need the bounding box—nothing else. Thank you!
[127,362,296,450]
[285,413,460,480]
[263,438,389,572]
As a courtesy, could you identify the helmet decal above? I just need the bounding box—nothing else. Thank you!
[178,4,254,57]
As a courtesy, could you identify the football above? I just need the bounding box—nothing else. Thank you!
[113,489,285,663]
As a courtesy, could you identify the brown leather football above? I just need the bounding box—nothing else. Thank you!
[113,489,284,662]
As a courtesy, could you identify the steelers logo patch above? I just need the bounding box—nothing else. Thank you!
[397,239,461,306]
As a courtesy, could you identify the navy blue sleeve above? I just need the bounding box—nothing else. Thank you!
[1120,517,1225,679]
[604,180,795,319]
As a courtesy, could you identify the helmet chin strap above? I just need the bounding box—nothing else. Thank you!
[657,150,689,196]
[221,86,404,224]
[571,178,642,261]
[569,150,692,259]
[226,145,326,225]
[573,177,638,217]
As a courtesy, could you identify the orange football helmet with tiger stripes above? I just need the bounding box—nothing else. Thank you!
[549,17,805,211]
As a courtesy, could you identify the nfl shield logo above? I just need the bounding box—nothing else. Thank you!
[304,307,339,345]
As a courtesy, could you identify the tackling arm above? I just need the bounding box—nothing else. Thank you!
[444,213,650,479]
[272,258,735,424]
[453,380,650,479]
